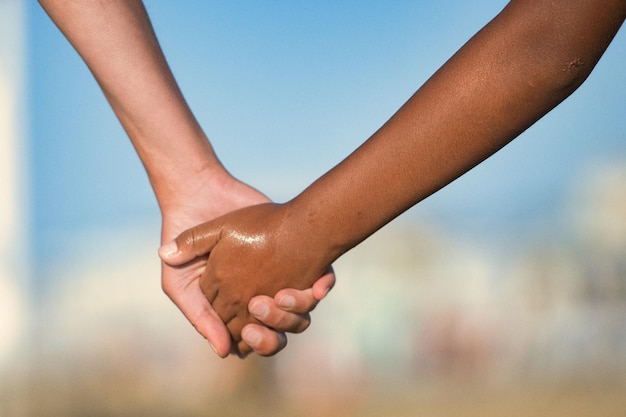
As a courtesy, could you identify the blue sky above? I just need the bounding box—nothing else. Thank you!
[28,1,625,261]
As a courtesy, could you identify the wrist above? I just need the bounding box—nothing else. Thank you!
[283,194,350,266]
[152,155,228,212]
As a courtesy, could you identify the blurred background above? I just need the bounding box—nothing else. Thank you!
[1,0,625,415]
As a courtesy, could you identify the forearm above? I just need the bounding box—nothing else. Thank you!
[38,0,223,210]
[288,0,625,262]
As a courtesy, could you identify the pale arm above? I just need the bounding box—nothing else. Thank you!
[38,0,334,357]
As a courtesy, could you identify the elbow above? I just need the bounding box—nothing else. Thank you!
[524,53,596,106]
[500,0,614,100]
[551,56,594,96]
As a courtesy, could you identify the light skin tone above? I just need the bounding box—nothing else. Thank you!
[160,0,625,351]
[38,0,335,358]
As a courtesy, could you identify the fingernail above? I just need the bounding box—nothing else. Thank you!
[158,240,178,259]
[249,300,270,320]
[320,287,330,299]
[242,327,262,347]
[277,295,295,309]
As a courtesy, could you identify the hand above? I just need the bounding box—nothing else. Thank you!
[160,174,334,357]
[238,275,334,356]
[160,202,336,355]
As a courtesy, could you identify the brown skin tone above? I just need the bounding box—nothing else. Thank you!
[161,0,625,353]
[38,0,335,358]
[163,203,335,353]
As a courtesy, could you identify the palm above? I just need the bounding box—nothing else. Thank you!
[160,180,269,357]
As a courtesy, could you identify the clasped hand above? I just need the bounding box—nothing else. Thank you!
[161,203,335,357]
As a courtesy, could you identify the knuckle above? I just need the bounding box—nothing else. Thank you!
[273,312,311,334]
[274,314,291,330]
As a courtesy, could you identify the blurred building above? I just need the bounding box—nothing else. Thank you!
[0,0,29,369]
[19,159,626,416]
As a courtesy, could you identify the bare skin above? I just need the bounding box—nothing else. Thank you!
[161,0,625,350]
[38,0,335,358]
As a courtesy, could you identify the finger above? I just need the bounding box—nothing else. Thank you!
[158,221,222,266]
[269,267,336,315]
[224,314,246,342]
[312,266,336,300]
[241,324,288,357]
[233,339,254,358]
[161,264,232,357]
[271,288,318,314]
[226,319,254,358]
[249,296,311,333]
[175,293,232,358]
[230,332,254,359]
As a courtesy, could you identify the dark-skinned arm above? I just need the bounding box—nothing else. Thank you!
[161,0,625,353]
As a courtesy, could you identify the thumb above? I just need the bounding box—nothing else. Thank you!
[159,221,222,266]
